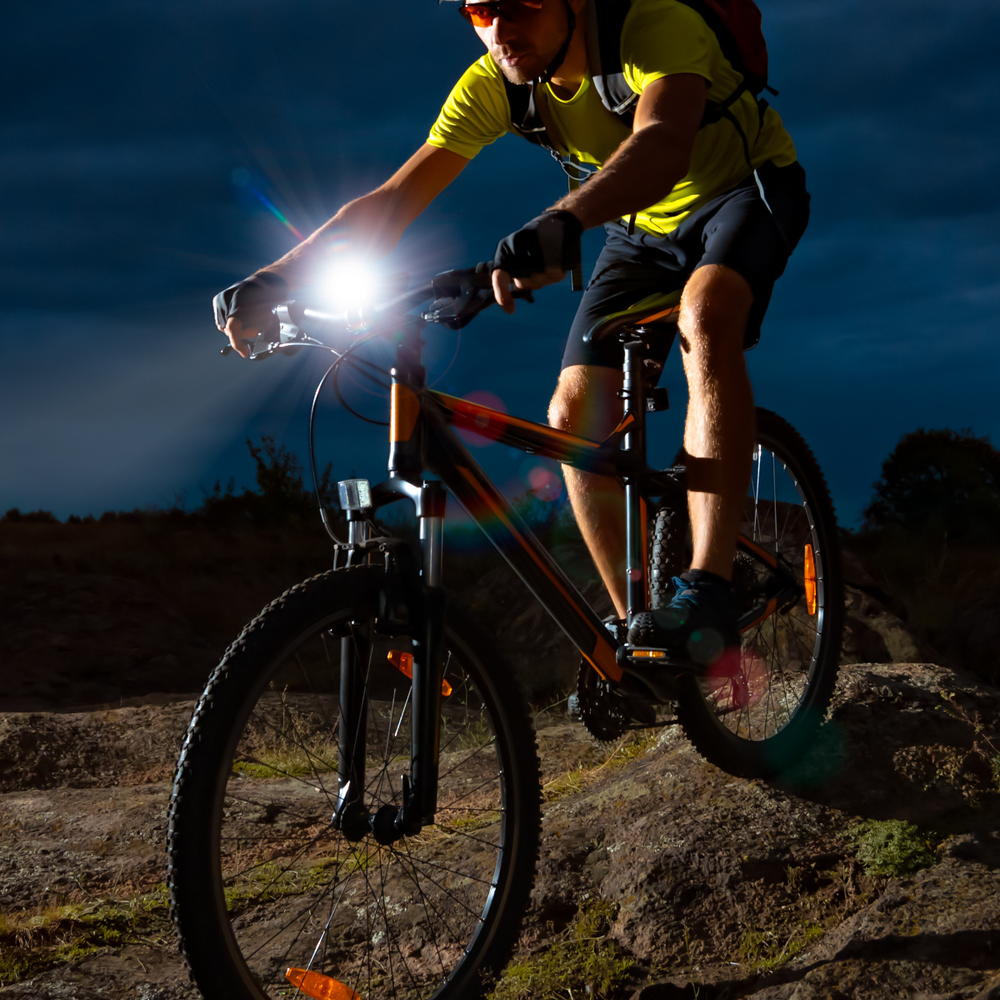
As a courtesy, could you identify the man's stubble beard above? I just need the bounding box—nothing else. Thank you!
[493,55,539,86]
[500,67,531,85]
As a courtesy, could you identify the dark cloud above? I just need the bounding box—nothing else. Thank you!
[2,0,999,524]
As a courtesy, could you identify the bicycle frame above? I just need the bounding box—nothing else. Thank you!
[324,295,799,837]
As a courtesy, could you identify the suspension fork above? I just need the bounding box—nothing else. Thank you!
[385,328,448,830]
[408,481,447,830]
[334,475,448,841]
[336,513,373,839]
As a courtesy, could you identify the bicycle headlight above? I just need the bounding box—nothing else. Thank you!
[318,258,382,313]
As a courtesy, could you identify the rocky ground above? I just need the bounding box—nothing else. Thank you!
[3,520,1000,998]
[2,661,1000,999]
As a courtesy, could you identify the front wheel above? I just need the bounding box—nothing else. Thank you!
[668,408,843,777]
[168,565,541,1000]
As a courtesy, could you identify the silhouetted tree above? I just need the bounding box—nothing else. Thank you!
[200,436,335,529]
[864,428,1000,541]
[2,508,58,523]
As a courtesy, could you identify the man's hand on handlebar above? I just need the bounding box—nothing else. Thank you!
[213,272,289,357]
[490,267,566,315]
[491,210,583,314]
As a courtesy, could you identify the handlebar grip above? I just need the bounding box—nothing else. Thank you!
[470,262,535,301]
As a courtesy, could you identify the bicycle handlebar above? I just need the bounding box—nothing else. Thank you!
[222,263,533,360]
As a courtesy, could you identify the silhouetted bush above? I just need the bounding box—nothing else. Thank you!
[199,436,340,533]
[3,508,58,523]
[851,426,1000,686]
[864,428,1000,542]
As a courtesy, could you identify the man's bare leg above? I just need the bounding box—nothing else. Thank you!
[548,365,628,618]
[550,263,753,624]
[678,264,756,579]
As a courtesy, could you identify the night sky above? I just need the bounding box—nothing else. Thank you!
[4,0,999,528]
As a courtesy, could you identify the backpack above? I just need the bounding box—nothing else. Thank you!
[504,0,772,174]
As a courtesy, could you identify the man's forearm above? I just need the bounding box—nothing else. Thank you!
[253,144,469,288]
[552,122,691,230]
[257,189,408,287]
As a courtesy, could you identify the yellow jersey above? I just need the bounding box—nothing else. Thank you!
[427,0,798,235]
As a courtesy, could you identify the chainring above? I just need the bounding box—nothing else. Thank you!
[576,662,631,742]
[575,660,661,741]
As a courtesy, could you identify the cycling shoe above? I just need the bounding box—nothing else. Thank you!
[624,572,740,699]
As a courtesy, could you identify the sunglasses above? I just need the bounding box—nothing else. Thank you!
[458,0,544,27]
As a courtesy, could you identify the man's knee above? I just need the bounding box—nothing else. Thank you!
[548,369,580,432]
[548,365,622,438]
[679,264,754,359]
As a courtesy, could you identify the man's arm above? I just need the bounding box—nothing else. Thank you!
[492,73,707,311]
[264,144,469,285]
[555,73,706,228]
[221,143,468,353]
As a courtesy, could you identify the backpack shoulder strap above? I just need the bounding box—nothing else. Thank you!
[503,76,557,151]
[504,0,637,143]
[503,75,594,180]
[587,0,639,119]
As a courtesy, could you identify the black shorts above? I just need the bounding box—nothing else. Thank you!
[561,160,811,370]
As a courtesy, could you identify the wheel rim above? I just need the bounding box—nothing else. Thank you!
[697,438,829,743]
[210,618,514,999]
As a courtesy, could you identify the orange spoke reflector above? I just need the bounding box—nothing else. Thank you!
[387,650,453,697]
[804,543,818,615]
[285,967,360,1000]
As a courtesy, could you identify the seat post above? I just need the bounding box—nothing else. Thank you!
[619,329,648,623]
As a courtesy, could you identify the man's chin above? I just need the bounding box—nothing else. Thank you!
[493,56,540,86]
[501,67,533,85]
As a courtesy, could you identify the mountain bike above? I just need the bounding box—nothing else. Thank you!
[167,264,842,1000]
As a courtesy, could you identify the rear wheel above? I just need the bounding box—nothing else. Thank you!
[168,565,540,1000]
[658,409,843,777]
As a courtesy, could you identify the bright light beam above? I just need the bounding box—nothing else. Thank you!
[318,258,383,313]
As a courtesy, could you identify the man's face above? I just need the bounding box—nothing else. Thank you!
[463,0,572,85]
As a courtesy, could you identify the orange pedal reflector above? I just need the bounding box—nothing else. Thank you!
[804,544,817,615]
[285,967,360,1000]
[632,649,667,659]
[386,650,453,696]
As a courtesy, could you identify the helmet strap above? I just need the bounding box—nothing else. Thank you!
[535,0,576,84]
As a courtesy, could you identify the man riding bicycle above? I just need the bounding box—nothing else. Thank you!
[214,0,810,691]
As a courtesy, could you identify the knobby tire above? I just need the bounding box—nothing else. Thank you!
[654,408,843,777]
[167,565,541,1000]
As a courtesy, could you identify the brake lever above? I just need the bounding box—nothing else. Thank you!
[219,339,261,358]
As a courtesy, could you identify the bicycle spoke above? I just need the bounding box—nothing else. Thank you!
[672,411,842,775]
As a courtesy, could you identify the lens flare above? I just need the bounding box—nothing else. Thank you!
[231,168,305,241]
[248,186,304,241]
[704,648,766,713]
[455,390,507,447]
[517,456,563,501]
[527,464,563,501]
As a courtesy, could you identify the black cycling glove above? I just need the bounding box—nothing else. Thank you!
[492,210,583,279]
[213,272,289,332]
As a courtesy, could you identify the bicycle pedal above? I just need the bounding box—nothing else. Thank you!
[617,646,701,704]
[620,645,696,672]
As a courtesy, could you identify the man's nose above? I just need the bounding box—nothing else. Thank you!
[489,13,518,44]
